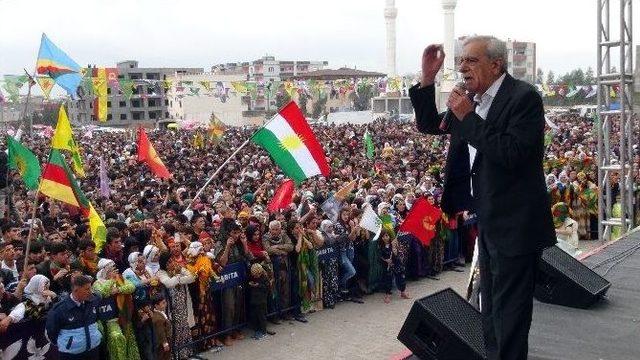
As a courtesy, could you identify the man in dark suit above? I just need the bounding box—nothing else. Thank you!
[410,36,556,360]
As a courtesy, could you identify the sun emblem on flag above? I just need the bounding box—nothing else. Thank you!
[15,157,26,175]
[280,134,304,151]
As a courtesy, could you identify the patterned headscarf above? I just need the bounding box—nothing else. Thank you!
[552,202,570,228]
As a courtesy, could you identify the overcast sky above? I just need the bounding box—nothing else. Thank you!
[1,0,638,86]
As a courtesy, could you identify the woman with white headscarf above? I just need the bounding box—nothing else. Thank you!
[143,244,161,276]
[0,274,55,331]
[93,259,140,360]
[123,252,156,303]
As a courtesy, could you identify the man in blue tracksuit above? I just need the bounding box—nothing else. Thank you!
[46,274,103,359]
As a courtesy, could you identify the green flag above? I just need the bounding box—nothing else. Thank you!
[364,130,374,159]
[7,136,41,190]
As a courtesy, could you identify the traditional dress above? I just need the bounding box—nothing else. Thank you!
[157,267,195,360]
[297,234,321,313]
[186,243,221,351]
[93,259,140,360]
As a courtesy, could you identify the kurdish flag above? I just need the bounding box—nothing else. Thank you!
[40,149,90,217]
[7,136,41,190]
[36,33,82,97]
[137,127,171,179]
[252,101,330,184]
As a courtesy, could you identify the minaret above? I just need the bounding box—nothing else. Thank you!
[384,0,397,77]
[441,0,457,91]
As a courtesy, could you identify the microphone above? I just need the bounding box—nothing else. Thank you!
[439,81,467,131]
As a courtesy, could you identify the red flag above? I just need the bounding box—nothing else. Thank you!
[399,197,443,246]
[137,127,171,179]
[267,179,295,213]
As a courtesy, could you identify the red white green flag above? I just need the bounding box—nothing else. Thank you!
[251,101,330,184]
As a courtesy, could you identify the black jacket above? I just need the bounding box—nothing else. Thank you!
[409,74,556,256]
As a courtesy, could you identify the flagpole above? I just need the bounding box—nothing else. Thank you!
[188,137,251,208]
[20,69,36,138]
[187,100,296,209]
[22,183,41,275]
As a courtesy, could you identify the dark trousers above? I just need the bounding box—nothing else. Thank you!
[59,346,101,360]
[380,270,406,294]
[250,301,268,332]
[479,231,539,360]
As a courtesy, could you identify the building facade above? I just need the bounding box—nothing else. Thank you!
[67,60,203,127]
[453,37,536,84]
[166,72,249,126]
[211,56,328,83]
[506,40,536,83]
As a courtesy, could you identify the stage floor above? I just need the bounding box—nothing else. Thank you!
[529,229,640,360]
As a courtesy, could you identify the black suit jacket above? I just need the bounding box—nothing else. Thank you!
[409,74,556,256]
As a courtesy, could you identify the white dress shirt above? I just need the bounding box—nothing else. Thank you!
[468,73,507,170]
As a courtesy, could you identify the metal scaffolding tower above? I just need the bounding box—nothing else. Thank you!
[597,0,635,241]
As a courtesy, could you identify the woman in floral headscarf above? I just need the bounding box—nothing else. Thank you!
[93,258,140,360]
[552,202,579,252]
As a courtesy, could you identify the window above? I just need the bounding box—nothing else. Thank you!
[149,111,157,119]
[132,99,142,108]
[119,101,126,107]
[268,67,274,72]
[179,101,182,108]
[120,113,127,120]
[107,101,112,108]
[165,112,169,118]
[107,87,111,95]
[107,114,112,121]
[164,99,169,106]
[91,115,96,121]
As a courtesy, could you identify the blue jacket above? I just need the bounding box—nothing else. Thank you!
[45,294,103,354]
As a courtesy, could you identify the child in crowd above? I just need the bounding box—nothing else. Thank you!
[151,294,172,360]
[248,263,275,340]
[133,299,156,360]
[379,229,410,304]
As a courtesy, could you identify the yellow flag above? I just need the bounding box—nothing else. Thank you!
[36,76,55,99]
[52,106,85,177]
[89,203,106,252]
[92,68,108,122]
[230,81,248,93]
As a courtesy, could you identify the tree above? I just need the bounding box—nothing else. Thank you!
[585,66,595,84]
[312,94,328,119]
[536,68,544,84]
[298,93,309,116]
[546,70,555,84]
[353,82,374,111]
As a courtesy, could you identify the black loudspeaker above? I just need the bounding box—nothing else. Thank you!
[535,245,611,309]
[398,288,487,360]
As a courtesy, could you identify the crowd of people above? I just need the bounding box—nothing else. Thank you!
[0,111,637,359]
